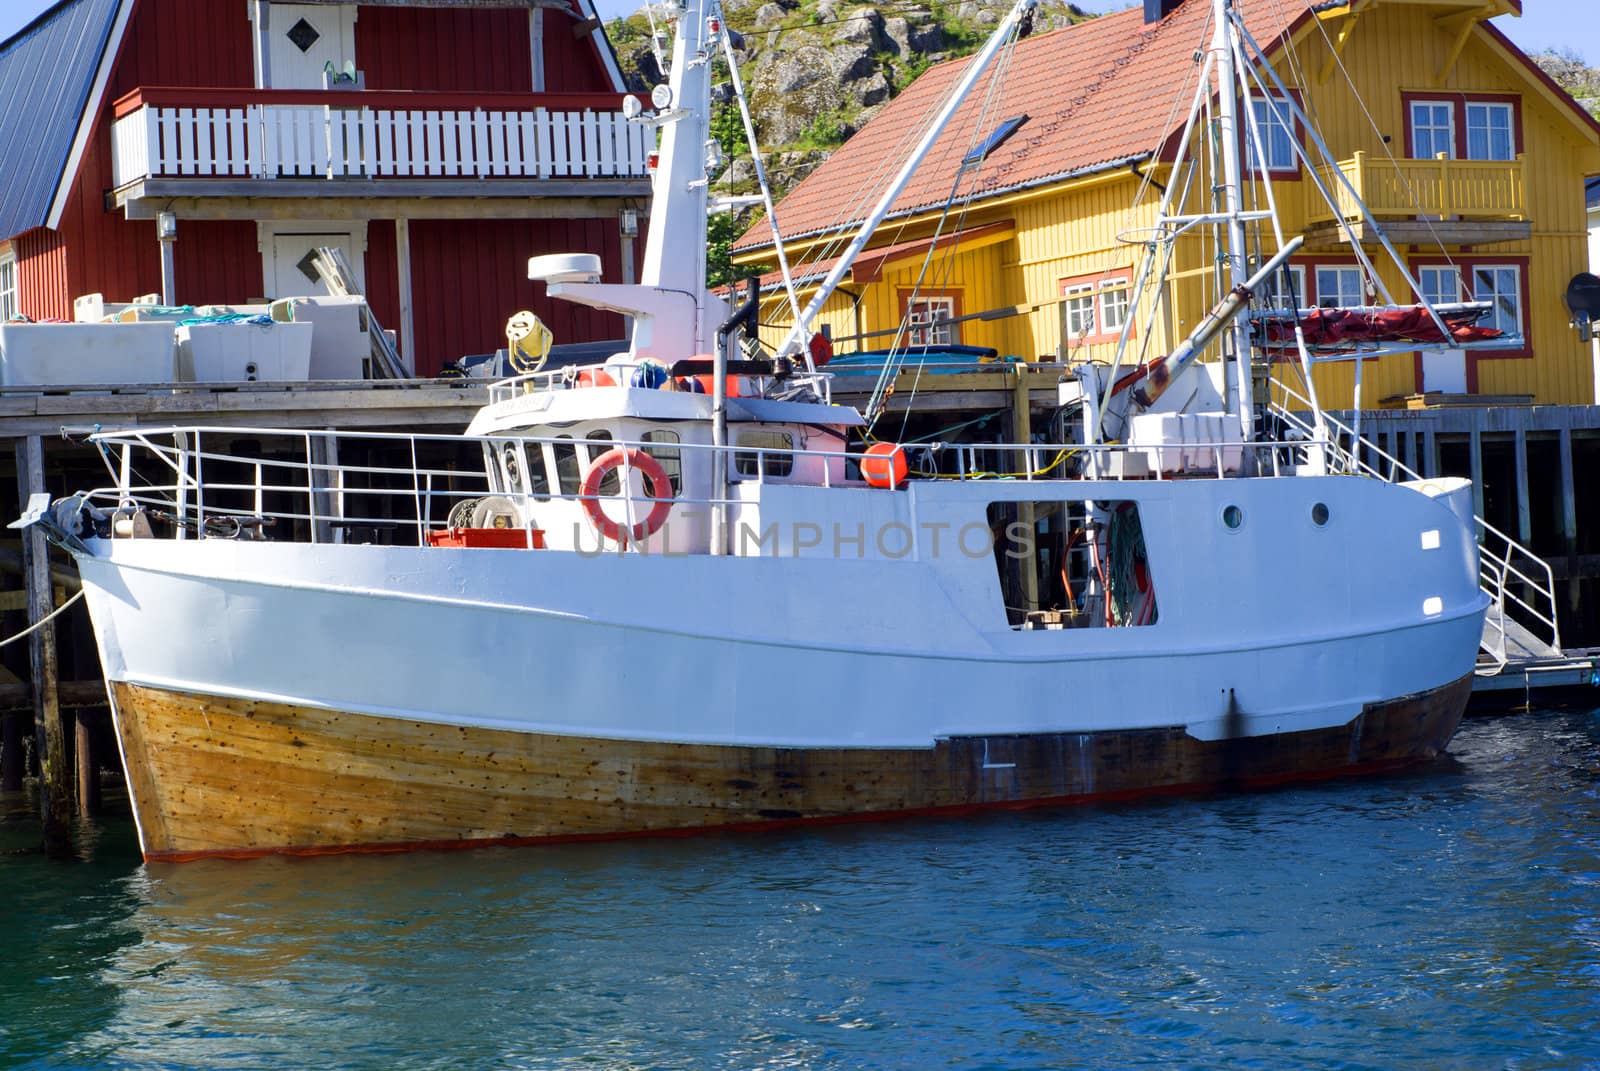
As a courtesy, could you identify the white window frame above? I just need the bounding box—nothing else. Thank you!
[1314,266,1365,309]
[0,251,16,322]
[1409,100,1455,160]
[906,296,957,347]
[1247,94,1297,173]
[1061,283,1096,339]
[1417,265,1463,307]
[1470,264,1522,339]
[1259,263,1306,308]
[1464,101,1515,161]
[1098,278,1130,334]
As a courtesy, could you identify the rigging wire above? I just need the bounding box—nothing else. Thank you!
[876,17,1025,434]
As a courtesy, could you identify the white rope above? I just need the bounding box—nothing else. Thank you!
[0,589,86,649]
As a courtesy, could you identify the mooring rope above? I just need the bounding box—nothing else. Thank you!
[0,589,86,649]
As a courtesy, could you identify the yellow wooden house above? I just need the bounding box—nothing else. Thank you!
[731,0,1600,408]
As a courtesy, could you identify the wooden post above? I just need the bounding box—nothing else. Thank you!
[1560,425,1579,619]
[75,711,98,816]
[1514,426,1531,546]
[1,705,19,791]
[15,436,71,854]
[395,217,415,374]
[1468,425,1484,526]
[1012,367,1038,614]
[1423,428,1437,478]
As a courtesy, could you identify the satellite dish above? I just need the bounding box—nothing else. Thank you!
[1564,273,1600,343]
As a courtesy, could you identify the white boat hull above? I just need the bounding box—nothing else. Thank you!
[71,473,1487,859]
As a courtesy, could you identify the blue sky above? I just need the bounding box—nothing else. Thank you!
[0,0,1595,76]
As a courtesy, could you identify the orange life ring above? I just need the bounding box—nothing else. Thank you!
[580,447,674,545]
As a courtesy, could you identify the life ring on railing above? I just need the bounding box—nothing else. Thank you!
[580,447,674,545]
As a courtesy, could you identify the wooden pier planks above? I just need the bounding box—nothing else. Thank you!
[109,674,1471,862]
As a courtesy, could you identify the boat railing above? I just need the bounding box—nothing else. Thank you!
[484,363,835,406]
[75,423,1462,556]
[1268,387,1561,660]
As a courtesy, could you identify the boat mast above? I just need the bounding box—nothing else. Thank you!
[640,0,715,352]
[1212,0,1253,443]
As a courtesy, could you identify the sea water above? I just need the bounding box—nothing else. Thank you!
[2,704,1599,1070]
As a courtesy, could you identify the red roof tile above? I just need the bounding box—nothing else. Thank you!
[733,0,1310,254]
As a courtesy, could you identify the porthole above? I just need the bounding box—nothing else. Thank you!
[1221,505,1243,530]
[1311,502,1330,526]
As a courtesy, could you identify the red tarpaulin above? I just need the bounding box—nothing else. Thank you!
[1257,306,1502,350]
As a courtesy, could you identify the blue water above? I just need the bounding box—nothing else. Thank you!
[4,706,1600,1070]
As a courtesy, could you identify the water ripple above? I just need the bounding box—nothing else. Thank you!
[2,706,1600,1069]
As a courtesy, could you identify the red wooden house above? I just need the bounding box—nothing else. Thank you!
[0,0,649,375]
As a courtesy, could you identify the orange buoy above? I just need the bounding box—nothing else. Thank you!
[692,374,739,397]
[579,447,674,545]
[861,442,908,489]
[575,368,617,388]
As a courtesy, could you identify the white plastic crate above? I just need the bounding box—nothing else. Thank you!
[176,321,313,382]
[270,296,370,380]
[0,322,177,386]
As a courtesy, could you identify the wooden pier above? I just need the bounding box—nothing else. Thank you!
[0,379,486,852]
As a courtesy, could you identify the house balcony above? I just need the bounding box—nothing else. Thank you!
[108,87,652,219]
[1302,151,1530,249]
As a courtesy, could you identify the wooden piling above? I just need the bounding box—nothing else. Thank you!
[1012,368,1039,614]
[75,712,99,816]
[1,709,19,791]
[15,435,72,854]
[1513,426,1532,546]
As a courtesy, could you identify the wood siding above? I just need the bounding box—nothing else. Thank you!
[110,675,1470,861]
[108,0,255,97]
[539,10,614,94]
[746,4,1600,406]
[406,217,626,376]
[356,6,533,93]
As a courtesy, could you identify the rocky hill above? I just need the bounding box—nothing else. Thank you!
[605,0,1098,281]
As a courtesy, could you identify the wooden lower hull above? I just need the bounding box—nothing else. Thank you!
[109,675,1472,862]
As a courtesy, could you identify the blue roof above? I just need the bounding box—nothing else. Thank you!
[0,0,122,240]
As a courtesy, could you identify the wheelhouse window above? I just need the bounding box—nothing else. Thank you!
[642,429,682,494]
[585,429,622,494]
[1409,100,1454,158]
[1315,266,1365,308]
[734,430,795,479]
[905,295,957,346]
[1471,265,1522,338]
[0,253,15,321]
[552,436,580,497]
[1247,94,1297,172]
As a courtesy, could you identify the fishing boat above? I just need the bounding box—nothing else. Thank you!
[21,0,1495,862]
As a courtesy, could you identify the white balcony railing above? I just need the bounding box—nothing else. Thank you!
[110,89,652,188]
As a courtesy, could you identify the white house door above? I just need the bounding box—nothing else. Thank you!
[262,229,365,300]
[266,3,357,88]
